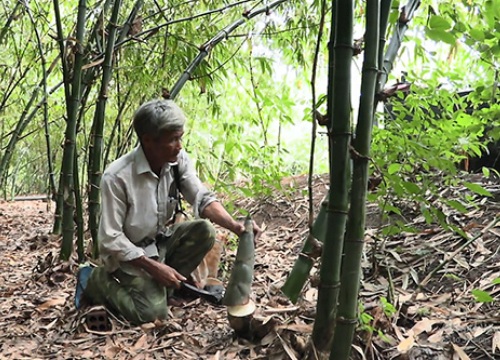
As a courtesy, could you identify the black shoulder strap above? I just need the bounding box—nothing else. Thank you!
[172,164,184,212]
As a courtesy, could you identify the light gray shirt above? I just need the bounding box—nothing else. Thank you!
[98,145,218,274]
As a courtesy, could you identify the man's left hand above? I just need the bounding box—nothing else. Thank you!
[235,220,262,243]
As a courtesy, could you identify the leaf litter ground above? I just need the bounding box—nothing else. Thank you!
[0,174,499,360]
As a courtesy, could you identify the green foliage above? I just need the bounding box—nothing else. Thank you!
[371,81,497,236]
[357,297,396,343]
[471,289,494,303]
[471,277,500,303]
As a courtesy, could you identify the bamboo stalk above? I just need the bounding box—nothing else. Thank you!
[329,1,380,358]
[281,198,327,303]
[88,0,123,260]
[377,0,421,94]
[59,0,87,260]
[74,149,85,263]
[52,0,71,235]
[116,0,144,44]
[311,0,354,353]
[51,0,71,108]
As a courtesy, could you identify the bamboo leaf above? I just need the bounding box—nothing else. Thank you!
[463,182,493,197]
[425,28,456,45]
[471,289,494,303]
[401,181,420,195]
[469,28,485,42]
[428,15,451,31]
[387,163,401,175]
[484,1,496,27]
[445,199,468,214]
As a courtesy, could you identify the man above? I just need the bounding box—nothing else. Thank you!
[85,99,262,324]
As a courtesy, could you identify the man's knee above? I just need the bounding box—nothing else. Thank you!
[131,301,167,324]
[193,219,216,250]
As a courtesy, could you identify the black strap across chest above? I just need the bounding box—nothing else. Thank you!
[172,164,184,213]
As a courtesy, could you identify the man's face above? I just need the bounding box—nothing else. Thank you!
[143,129,184,165]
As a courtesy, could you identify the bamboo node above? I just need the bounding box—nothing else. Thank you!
[319,282,340,289]
[349,146,371,161]
[336,316,357,325]
[325,208,348,215]
[327,131,352,137]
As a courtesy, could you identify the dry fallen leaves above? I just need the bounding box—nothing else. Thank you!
[1,176,500,359]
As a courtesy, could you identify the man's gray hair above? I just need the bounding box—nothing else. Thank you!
[133,99,186,139]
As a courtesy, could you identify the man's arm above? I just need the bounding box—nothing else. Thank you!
[201,201,262,240]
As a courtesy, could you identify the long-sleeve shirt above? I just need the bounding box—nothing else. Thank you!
[98,145,218,275]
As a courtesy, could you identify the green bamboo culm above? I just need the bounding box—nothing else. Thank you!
[88,0,123,260]
[375,0,393,95]
[52,0,73,235]
[377,0,421,93]
[59,0,87,260]
[74,150,85,263]
[281,197,327,303]
[329,0,380,358]
[311,0,354,354]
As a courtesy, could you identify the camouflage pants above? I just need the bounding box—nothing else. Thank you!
[85,219,215,324]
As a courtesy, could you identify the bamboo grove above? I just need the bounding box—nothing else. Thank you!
[2,0,499,359]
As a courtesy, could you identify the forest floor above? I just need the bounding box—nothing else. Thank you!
[0,173,499,360]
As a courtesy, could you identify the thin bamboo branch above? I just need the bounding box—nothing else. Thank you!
[0,70,59,187]
[0,1,22,45]
[280,0,328,305]
[23,0,57,200]
[103,87,134,167]
[248,42,268,146]
[167,0,289,99]
[308,0,327,232]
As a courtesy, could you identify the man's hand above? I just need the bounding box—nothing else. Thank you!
[129,256,186,288]
[152,262,186,288]
[234,219,262,242]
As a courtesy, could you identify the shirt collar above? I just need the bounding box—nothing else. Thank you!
[134,145,153,175]
[134,145,173,175]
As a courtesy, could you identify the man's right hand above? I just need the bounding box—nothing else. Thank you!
[151,262,186,288]
[129,256,186,288]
